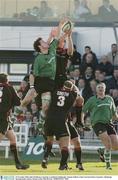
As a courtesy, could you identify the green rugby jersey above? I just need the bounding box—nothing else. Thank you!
[33,39,58,80]
[82,95,117,126]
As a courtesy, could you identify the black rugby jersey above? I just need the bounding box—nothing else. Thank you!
[56,48,69,76]
[0,83,20,114]
[48,89,77,115]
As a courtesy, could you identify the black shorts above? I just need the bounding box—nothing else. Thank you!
[93,123,117,136]
[34,77,55,94]
[67,121,79,139]
[0,116,13,135]
[44,112,69,140]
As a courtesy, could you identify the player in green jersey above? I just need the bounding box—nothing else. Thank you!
[81,82,118,170]
[32,23,61,124]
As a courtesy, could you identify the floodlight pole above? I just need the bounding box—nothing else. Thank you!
[113,22,118,45]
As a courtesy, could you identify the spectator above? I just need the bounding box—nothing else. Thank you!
[20,8,38,21]
[73,0,92,21]
[73,0,81,19]
[94,69,102,82]
[82,46,98,63]
[17,90,23,99]
[24,111,32,136]
[111,89,118,107]
[79,0,92,19]
[107,43,118,68]
[80,52,98,75]
[72,68,82,86]
[39,0,53,19]
[98,0,118,21]
[30,102,39,119]
[83,66,94,84]
[89,79,97,96]
[18,80,31,111]
[18,80,29,99]
[30,6,40,17]
[98,55,113,77]
[12,13,19,19]
[78,78,91,102]
[67,69,74,80]
[98,0,118,22]
[31,116,38,136]
[106,67,118,93]
[70,44,81,68]
[96,72,106,84]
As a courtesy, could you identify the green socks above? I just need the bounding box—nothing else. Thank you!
[104,149,112,170]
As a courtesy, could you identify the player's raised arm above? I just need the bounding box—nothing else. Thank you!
[66,28,73,56]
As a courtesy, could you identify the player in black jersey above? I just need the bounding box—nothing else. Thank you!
[54,34,84,170]
[42,80,84,170]
[42,82,85,170]
[0,73,29,170]
[54,30,73,90]
[55,47,70,89]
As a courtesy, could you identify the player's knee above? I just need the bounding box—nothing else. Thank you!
[9,138,16,145]
[61,146,69,151]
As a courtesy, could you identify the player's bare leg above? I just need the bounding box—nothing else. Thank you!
[6,129,29,170]
[99,132,112,170]
[41,136,53,169]
[72,136,84,170]
[59,136,70,170]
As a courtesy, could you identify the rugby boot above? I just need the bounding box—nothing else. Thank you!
[76,163,84,170]
[59,164,72,170]
[106,162,112,170]
[41,159,48,169]
[16,162,30,170]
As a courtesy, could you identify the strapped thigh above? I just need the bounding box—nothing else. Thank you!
[41,92,51,108]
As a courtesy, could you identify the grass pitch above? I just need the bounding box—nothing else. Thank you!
[0,160,118,176]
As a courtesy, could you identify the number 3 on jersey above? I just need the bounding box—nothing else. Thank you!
[57,96,65,107]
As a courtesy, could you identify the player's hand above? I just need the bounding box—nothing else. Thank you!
[66,29,72,36]
[83,126,91,131]
[78,122,91,131]
[112,113,118,121]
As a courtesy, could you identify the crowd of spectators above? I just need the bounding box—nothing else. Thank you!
[13,0,54,21]
[11,0,118,22]
[12,42,118,138]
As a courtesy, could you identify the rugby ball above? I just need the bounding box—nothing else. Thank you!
[62,21,72,32]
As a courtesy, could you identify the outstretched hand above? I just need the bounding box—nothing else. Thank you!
[76,122,91,131]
